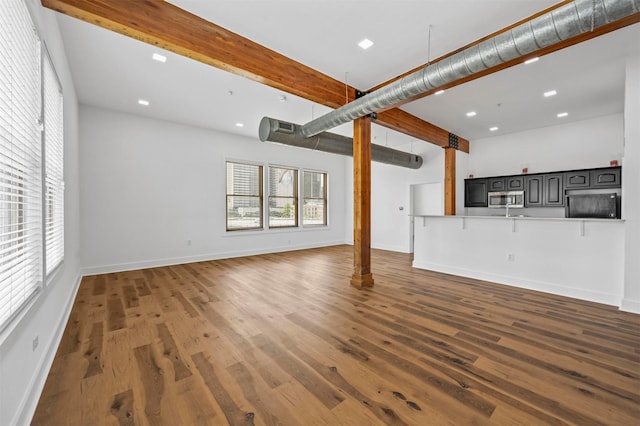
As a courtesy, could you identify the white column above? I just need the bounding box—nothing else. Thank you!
[621,54,640,313]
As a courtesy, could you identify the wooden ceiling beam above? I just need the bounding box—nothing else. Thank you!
[370,1,640,104]
[41,0,469,152]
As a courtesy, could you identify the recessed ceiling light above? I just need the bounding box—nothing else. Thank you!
[524,57,539,65]
[434,90,445,95]
[278,94,287,102]
[544,90,557,97]
[138,99,149,106]
[235,122,244,127]
[489,126,499,131]
[152,53,167,63]
[557,112,569,118]
[358,38,374,50]
[466,111,477,117]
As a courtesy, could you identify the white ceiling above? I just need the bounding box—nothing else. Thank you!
[55,1,640,154]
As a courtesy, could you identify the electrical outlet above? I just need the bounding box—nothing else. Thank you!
[32,335,39,351]
[507,253,515,262]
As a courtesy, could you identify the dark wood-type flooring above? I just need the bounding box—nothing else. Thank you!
[33,245,640,425]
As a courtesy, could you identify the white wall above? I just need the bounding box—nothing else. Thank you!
[467,113,624,178]
[344,142,445,253]
[622,54,640,313]
[79,106,348,273]
[0,4,82,425]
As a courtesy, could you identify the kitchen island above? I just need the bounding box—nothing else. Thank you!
[412,215,625,307]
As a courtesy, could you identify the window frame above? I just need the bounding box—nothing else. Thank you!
[0,0,45,333]
[302,169,328,227]
[267,165,298,229]
[42,42,64,277]
[225,160,264,232]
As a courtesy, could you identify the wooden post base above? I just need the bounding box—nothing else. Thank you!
[350,273,374,289]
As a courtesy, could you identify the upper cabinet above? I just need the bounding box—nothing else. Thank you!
[465,178,488,207]
[487,176,525,192]
[543,174,564,206]
[464,166,621,208]
[525,175,543,207]
[591,167,621,188]
[565,170,590,189]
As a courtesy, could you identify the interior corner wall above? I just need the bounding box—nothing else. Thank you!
[621,53,640,313]
[343,142,445,253]
[79,106,347,273]
[0,4,82,426]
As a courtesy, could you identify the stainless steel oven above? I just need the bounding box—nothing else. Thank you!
[488,191,524,208]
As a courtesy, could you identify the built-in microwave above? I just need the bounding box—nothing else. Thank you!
[488,191,524,208]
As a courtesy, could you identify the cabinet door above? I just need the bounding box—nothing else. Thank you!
[525,176,543,206]
[591,167,621,188]
[488,178,506,191]
[565,171,590,188]
[507,176,524,191]
[465,179,488,207]
[543,174,564,206]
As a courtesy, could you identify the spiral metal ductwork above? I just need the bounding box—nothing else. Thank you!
[298,0,640,138]
[259,117,423,169]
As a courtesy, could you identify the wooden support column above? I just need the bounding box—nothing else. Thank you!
[351,116,374,289]
[444,147,456,215]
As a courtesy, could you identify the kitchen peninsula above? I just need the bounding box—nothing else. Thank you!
[412,215,625,307]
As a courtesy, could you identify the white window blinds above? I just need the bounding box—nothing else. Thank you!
[43,46,64,275]
[0,0,43,330]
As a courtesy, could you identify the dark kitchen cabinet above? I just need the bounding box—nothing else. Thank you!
[465,178,488,207]
[507,176,525,191]
[488,178,506,192]
[525,175,543,206]
[488,176,524,192]
[591,167,621,188]
[565,170,590,189]
[543,174,564,206]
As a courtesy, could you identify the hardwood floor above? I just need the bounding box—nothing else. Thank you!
[33,245,640,425]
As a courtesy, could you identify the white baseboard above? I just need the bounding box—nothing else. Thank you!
[620,298,640,314]
[14,273,83,426]
[81,241,346,275]
[412,260,620,307]
[371,243,410,253]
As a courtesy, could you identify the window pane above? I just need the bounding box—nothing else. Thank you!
[43,46,64,275]
[269,197,296,227]
[226,162,263,231]
[303,171,327,226]
[304,171,325,198]
[226,196,262,230]
[269,167,296,197]
[226,162,261,196]
[303,198,325,225]
[268,166,297,228]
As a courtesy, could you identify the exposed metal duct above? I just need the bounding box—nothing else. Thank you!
[299,0,640,138]
[259,117,423,169]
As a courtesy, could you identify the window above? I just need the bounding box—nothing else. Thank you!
[303,171,327,226]
[226,161,263,230]
[1,0,43,330]
[43,46,64,275]
[268,166,297,228]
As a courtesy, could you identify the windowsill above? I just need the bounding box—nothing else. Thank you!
[223,225,331,237]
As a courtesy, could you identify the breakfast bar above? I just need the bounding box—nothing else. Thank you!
[412,215,625,307]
